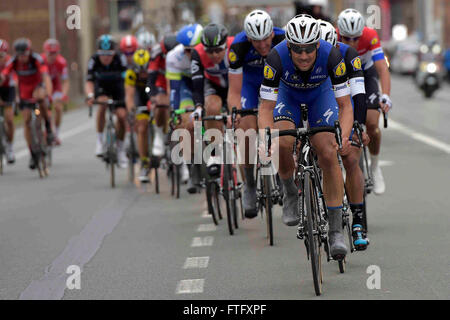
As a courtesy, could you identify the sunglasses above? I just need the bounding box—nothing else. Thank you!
[205,43,226,54]
[97,50,115,56]
[342,36,361,42]
[289,43,317,54]
[184,47,194,53]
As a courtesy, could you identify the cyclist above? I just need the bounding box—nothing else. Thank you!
[227,9,285,218]
[41,39,69,146]
[0,39,16,164]
[337,9,392,195]
[120,35,138,67]
[124,49,153,182]
[258,15,353,258]
[319,20,369,250]
[166,24,203,192]
[85,34,128,168]
[0,38,53,170]
[190,23,234,180]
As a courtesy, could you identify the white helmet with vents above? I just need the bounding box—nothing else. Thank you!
[337,9,365,37]
[244,9,274,41]
[285,14,321,45]
[318,19,337,46]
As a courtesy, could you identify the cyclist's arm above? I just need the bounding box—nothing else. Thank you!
[327,46,353,139]
[368,30,391,104]
[374,58,390,97]
[42,72,53,98]
[61,59,70,98]
[190,49,204,108]
[227,42,245,112]
[85,81,94,98]
[125,84,135,112]
[258,49,281,130]
[227,72,243,113]
[345,46,366,124]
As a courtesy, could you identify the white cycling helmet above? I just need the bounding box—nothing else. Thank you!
[136,31,156,50]
[318,19,337,46]
[244,9,274,41]
[337,9,365,37]
[285,14,321,45]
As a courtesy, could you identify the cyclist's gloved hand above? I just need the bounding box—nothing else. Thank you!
[380,94,392,113]
[86,93,94,106]
[190,106,203,121]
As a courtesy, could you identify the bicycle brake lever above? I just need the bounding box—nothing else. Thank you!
[265,127,271,157]
[334,121,343,149]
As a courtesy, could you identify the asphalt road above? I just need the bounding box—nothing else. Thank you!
[0,75,449,300]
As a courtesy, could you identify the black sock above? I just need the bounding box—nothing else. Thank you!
[244,166,255,188]
[350,203,364,227]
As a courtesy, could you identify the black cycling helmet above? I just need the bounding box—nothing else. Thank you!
[161,34,179,54]
[96,34,116,54]
[201,23,228,48]
[13,38,32,54]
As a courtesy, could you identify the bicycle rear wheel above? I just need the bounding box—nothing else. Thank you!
[106,127,116,188]
[263,175,274,246]
[304,171,322,296]
[154,167,159,194]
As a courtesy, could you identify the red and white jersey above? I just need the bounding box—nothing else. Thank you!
[191,37,234,88]
[1,52,48,99]
[338,27,385,70]
[0,55,16,87]
[41,53,68,92]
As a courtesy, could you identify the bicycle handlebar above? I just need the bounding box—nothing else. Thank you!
[265,121,343,153]
[231,107,258,117]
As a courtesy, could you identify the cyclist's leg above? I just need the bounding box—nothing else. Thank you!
[364,68,384,194]
[20,103,34,168]
[52,92,64,144]
[204,79,223,133]
[136,102,150,181]
[273,85,300,226]
[238,79,259,217]
[114,102,128,168]
[308,83,347,256]
[152,90,169,158]
[1,87,15,142]
[33,85,52,138]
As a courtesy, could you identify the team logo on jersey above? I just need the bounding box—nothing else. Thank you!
[334,61,346,77]
[264,65,276,80]
[228,50,237,63]
[371,37,378,46]
[351,57,362,71]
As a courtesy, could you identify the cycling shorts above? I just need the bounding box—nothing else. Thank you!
[241,77,260,110]
[273,78,339,128]
[364,66,380,111]
[95,83,125,109]
[0,87,15,104]
[174,79,194,111]
[135,88,151,121]
[204,78,227,103]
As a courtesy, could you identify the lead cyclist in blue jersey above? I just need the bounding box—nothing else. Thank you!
[227,9,285,219]
[319,20,369,250]
[258,15,353,259]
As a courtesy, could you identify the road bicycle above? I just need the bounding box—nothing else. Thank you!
[265,106,343,296]
[201,112,243,235]
[92,99,124,188]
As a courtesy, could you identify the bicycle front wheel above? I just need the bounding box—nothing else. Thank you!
[223,164,234,235]
[263,175,274,246]
[304,171,322,296]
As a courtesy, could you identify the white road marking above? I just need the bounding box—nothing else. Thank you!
[183,257,210,269]
[19,188,137,300]
[176,279,205,294]
[201,210,210,218]
[379,160,394,167]
[389,119,450,154]
[196,224,217,232]
[15,121,93,160]
[191,236,214,247]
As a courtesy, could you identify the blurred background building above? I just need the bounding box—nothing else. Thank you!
[0,0,448,97]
